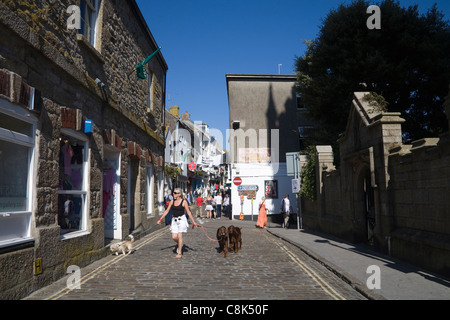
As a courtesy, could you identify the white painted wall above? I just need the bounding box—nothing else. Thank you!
[230,163,298,220]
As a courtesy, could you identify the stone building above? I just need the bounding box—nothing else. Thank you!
[164,106,192,191]
[303,90,450,277]
[226,74,317,220]
[0,0,167,299]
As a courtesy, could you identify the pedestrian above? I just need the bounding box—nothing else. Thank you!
[280,194,292,229]
[158,188,198,258]
[214,192,222,219]
[205,193,214,219]
[223,194,230,218]
[164,189,173,226]
[256,196,267,228]
[196,194,203,218]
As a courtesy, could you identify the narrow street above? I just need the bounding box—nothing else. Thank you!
[25,219,365,301]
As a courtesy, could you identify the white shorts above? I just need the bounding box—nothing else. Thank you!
[170,215,188,234]
[205,205,214,211]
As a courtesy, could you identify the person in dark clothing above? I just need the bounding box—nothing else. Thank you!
[158,188,198,258]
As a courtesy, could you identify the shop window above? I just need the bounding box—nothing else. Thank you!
[0,102,36,248]
[58,129,89,238]
[146,165,155,218]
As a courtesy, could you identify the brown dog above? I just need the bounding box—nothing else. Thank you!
[216,226,228,258]
[228,225,242,254]
[235,227,242,251]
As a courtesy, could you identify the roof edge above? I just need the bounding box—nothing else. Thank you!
[226,74,297,81]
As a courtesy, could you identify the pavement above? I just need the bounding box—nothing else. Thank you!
[267,224,450,300]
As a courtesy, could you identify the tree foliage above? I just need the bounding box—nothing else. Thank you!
[299,146,317,202]
[296,0,450,145]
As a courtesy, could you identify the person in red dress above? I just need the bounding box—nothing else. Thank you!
[256,196,267,229]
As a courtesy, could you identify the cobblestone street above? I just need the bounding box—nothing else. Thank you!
[26,219,366,301]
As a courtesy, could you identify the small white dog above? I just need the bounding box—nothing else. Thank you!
[110,235,134,255]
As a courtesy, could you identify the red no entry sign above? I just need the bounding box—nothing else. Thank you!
[233,177,242,186]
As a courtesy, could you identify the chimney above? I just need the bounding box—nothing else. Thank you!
[170,106,179,118]
[181,111,191,121]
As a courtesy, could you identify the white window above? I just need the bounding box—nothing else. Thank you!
[146,165,155,218]
[0,101,37,248]
[157,170,164,215]
[58,129,90,239]
[79,0,100,46]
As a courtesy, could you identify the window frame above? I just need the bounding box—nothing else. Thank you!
[79,0,100,46]
[58,128,90,240]
[157,170,164,215]
[146,164,155,218]
[0,100,37,249]
[296,93,306,110]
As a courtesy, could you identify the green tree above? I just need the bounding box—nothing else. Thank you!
[299,146,317,201]
[296,0,450,146]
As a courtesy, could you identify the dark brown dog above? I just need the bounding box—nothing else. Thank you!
[235,227,242,251]
[216,226,228,258]
[228,225,242,254]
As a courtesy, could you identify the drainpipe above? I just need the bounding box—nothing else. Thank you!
[386,236,391,256]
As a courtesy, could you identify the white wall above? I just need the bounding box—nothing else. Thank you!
[230,163,298,220]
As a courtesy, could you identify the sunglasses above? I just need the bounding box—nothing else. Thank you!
[173,192,180,194]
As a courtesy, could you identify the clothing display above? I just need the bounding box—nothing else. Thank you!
[71,169,82,189]
[102,167,116,218]
[59,139,84,190]
[61,143,74,175]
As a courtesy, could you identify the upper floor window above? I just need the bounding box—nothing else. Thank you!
[298,126,314,151]
[296,93,306,110]
[79,0,100,46]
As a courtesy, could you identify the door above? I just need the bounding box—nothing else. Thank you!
[128,160,139,234]
[103,151,121,239]
[364,170,375,245]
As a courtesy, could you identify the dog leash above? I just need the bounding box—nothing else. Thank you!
[133,223,160,239]
[135,220,218,242]
[194,225,219,242]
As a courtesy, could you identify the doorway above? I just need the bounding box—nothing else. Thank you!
[103,149,121,240]
[363,169,375,245]
[128,159,139,234]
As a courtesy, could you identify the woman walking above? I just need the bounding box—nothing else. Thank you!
[256,196,267,229]
[205,194,214,219]
[158,188,198,258]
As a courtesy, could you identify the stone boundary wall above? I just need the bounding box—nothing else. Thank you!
[302,89,450,277]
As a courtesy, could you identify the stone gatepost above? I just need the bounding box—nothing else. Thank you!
[315,145,335,195]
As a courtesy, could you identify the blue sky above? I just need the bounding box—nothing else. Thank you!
[135,0,450,149]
